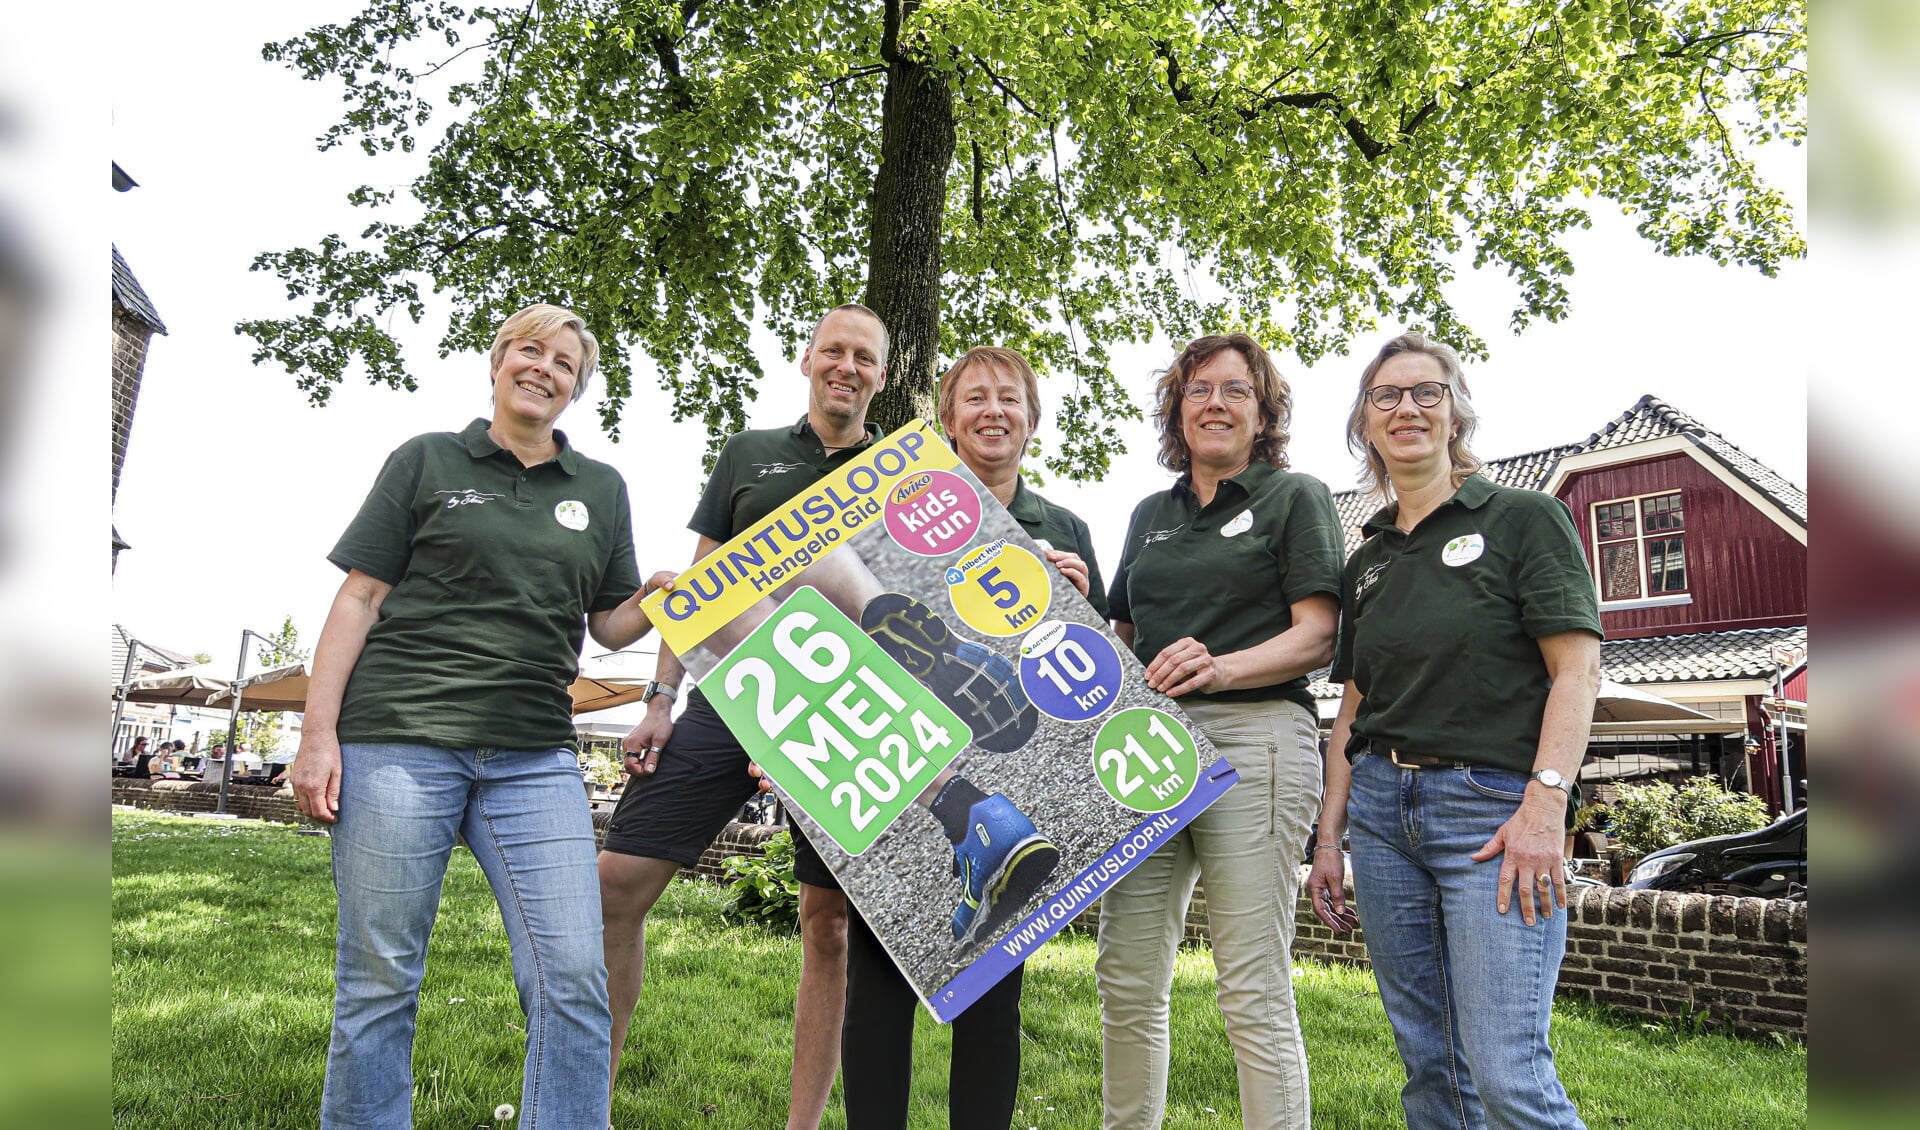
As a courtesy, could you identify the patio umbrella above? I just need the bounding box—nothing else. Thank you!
[1578,753,1695,782]
[205,663,310,712]
[204,661,657,715]
[569,671,652,715]
[118,666,231,705]
[1313,678,1719,730]
[1593,680,1715,724]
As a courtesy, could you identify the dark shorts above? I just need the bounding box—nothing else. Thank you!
[601,693,841,892]
[788,822,838,890]
[602,695,760,867]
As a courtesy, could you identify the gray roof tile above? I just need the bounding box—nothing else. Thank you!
[112,245,167,335]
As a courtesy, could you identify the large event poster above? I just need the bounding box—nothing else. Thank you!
[642,420,1238,1021]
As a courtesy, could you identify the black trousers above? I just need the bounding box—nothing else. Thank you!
[841,906,1024,1130]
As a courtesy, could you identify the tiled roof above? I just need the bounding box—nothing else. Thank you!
[1480,444,1582,492]
[1308,624,1808,701]
[1584,396,1806,525]
[110,624,194,688]
[1598,625,1807,685]
[111,245,167,335]
[1331,394,1804,552]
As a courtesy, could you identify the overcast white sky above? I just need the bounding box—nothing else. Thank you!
[106,3,1807,680]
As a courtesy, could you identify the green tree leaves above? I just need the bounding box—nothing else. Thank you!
[243,0,1804,478]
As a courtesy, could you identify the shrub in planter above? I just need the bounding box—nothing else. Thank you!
[719,830,800,931]
[1607,777,1771,861]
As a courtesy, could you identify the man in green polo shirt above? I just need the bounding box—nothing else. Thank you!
[598,305,888,1130]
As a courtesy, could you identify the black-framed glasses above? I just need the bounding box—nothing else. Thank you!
[1366,381,1450,411]
[1183,380,1256,405]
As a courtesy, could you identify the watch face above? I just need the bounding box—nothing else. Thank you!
[1537,769,1564,788]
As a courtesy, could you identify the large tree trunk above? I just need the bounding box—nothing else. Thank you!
[863,0,955,433]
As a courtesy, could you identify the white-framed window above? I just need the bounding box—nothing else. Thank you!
[1591,490,1688,604]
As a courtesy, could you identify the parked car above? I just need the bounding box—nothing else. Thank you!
[1626,808,1806,899]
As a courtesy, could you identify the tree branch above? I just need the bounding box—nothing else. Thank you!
[415,37,506,81]
[970,55,1041,116]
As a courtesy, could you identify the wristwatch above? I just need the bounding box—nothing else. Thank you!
[640,680,678,705]
[1530,768,1571,797]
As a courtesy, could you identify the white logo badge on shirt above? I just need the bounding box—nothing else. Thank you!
[1221,508,1254,538]
[1442,533,1484,567]
[554,500,590,531]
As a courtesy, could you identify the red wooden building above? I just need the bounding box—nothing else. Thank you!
[1323,395,1807,812]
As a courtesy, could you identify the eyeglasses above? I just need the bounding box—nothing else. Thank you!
[1182,380,1256,405]
[1366,381,1450,411]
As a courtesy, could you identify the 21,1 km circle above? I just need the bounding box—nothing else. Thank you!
[1091,707,1199,812]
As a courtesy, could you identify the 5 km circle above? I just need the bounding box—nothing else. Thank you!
[945,540,1052,637]
[1091,708,1199,813]
[1018,620,1122,723]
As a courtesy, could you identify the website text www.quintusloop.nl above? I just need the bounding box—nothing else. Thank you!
[996,811,1179,958]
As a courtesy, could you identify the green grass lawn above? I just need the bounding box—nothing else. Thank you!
[111,811,1805,1128]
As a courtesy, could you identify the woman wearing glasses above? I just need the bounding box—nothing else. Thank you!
[1307,332,1601,1129]
[1098,333,1343,1130]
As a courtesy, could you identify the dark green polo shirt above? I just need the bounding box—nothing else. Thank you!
[1006,480,1109,620]
[331,419,642,750]
[690,415,882,542]
[1332,474,1604,772]
[1107,462,1344,710]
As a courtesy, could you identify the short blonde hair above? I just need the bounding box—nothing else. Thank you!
[937,347,1043,433]
[1152,333,1293,473]
[1344,331,1482,498]
[489,303,600,402]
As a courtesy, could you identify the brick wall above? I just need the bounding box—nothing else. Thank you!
[112,312,153,502]
[113,778,308,823]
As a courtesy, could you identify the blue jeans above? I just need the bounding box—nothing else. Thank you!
[1346,752,1585,1130]
[1096,699,1321,1130]
[320,743,610,1130]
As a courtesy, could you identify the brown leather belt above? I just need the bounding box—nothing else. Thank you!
[1368,744,1471,770]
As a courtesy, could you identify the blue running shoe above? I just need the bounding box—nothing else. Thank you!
[950,793,1059,946]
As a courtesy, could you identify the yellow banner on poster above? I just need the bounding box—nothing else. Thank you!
[642,419,959,656]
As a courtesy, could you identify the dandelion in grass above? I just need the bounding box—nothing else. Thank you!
[493,1101,515,1125]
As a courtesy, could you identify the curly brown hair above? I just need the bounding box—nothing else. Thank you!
[1152,333,1293,473]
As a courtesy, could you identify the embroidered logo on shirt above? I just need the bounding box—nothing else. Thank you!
[554,500,590,531]
[753,461,805,478]
[1142,524,1185,546]
[437,489,506,508]
[1355,561,1390,601]
[1221,508,1254,538]
[1442,533,1485,567]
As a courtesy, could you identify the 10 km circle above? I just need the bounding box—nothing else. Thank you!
[1018,620,1123,723]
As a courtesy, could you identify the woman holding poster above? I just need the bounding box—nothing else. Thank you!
[1100,334,1343,1130]
[838,346,1106,1130]
[291,304,673,1130]
[1307,332,1600,1129]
